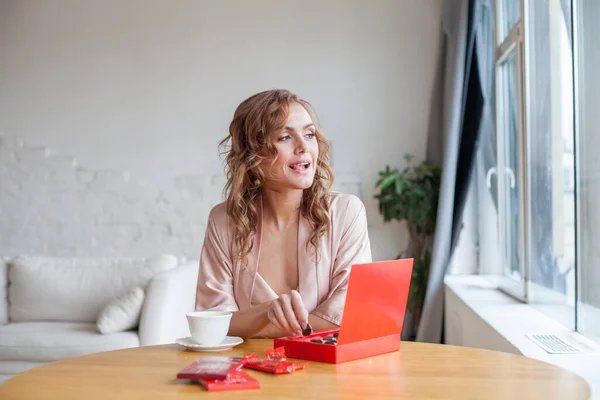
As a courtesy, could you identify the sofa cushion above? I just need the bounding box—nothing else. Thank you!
[8,254,177,323]
[0,322,140,362]
[97,287,145,334]
[0,257,8,325]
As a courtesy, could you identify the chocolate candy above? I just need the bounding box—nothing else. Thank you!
[302,323,313,336]
[309,335,338,345]
[322,335,338,345]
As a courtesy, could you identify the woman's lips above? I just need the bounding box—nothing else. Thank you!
[289,162,311,172]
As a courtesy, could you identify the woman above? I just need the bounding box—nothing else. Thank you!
[196,89,371,339]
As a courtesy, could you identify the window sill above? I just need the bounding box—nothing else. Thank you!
[444,275,600,399]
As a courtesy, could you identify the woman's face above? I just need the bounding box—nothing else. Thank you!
[261,102,319,191]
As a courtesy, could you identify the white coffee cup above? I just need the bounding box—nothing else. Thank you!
[186,311,232,346]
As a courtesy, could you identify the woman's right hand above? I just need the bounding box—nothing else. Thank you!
[267,290,309,336]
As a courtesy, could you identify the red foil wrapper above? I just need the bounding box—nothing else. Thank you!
[245,346,307,374]
[264,346,288,360]
[246,358,307,374]
[176,356,249,381]
[198,370,260,392]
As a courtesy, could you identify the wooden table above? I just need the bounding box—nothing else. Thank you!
[0,340,590,399]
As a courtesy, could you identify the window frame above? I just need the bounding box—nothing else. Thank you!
[493,0,529,302]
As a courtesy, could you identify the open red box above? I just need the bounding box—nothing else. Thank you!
[274,258,413,364]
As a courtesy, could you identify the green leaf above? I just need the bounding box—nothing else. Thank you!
[394,179,404,194]
[377,173,398,190]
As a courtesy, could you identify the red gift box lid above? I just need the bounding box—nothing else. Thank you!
[337,259,413,345]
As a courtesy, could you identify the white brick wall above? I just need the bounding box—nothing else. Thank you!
[0,134,365,259]
[0,0,442,263]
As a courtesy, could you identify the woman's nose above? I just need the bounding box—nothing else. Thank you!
[295,139,307,154]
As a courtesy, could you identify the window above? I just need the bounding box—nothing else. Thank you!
[499,0,520,42]
[475,0,600,340]
[573,0,600,340]
[524,0,576,329]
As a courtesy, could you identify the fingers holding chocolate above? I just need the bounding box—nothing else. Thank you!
[268,291,309,336]
[279,294,302,335]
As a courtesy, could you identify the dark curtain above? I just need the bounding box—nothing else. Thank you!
[451,0,484,250]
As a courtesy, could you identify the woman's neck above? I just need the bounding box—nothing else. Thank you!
[261,188,303,231]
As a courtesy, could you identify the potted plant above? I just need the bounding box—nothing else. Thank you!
[374,154,441,339]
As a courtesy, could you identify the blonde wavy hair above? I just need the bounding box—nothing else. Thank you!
[219,89,334,264]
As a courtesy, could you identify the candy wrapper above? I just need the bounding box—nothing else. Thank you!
[246,358,307,374]
[177,356,249,381]
[245,346,308,374]
[198,370,260,392]
[265,346,288,360]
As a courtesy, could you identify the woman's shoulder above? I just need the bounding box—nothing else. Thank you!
[328,191,366,212]
[207,201,230,227]
[327,192,367,226]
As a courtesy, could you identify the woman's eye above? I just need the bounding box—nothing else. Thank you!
[306,132,316,139]
[278,135,291,141]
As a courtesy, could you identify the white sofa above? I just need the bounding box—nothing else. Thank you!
[0,254,198,383]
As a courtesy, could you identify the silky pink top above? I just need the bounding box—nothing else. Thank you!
[195,192,372,325]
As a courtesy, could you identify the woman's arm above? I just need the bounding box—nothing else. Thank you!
[228,302,272,339]
[196,209,239,312]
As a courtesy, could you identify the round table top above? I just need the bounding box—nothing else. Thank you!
[0,340,590,399]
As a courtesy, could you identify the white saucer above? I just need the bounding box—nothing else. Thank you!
[175,336,244,352]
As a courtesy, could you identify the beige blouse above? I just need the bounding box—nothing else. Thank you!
[195,192,372,325]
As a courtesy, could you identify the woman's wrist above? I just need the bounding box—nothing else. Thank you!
[229,301,274,339]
